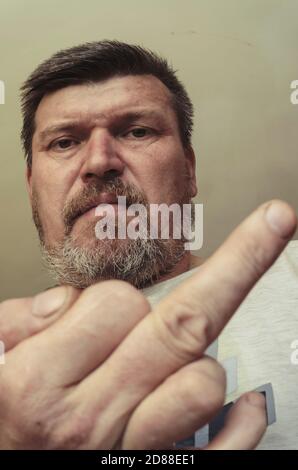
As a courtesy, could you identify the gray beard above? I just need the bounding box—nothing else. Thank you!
[40,235,186,289]
[33,176,192,289]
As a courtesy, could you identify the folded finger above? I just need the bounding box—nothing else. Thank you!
[121,357,226,449]
[19,280,150,385]
[205,392,267,450]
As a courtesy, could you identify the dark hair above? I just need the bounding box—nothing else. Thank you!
[20,40,194,167]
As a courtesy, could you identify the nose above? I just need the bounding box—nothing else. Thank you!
[80,129,125,182]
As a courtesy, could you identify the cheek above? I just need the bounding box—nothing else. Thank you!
[33,173,61,214]
[30,162,76,242]
[140,151,187,203]
[32,157,78,209]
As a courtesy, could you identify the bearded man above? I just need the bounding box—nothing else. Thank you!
[0,41,297,449]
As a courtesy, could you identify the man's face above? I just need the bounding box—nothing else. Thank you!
[27,74,197,287]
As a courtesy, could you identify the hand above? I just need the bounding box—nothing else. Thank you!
[0,200,296,449]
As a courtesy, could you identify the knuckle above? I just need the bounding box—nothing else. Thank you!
[199,357,226,384]
[156,301,213,362]
[63,285,82,305]
[181,379,223,417]
[107,281,150,313]
[184,360,226,413]
[47,412,94,449]
[83,280,150,316]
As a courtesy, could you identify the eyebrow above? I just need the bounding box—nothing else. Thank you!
[37,110,169,143]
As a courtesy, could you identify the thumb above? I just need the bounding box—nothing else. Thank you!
[0,286,80,351]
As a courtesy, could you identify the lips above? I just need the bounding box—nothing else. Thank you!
[77,193,119,220]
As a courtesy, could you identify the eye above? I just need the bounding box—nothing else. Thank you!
[50,138,79,151]
[125,127,153,139]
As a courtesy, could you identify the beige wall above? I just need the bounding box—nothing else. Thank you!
[1,0,298,299]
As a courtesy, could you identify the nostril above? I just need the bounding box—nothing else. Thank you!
[83,169,121,182]
[104,169,122,179]
[84,172,96,180]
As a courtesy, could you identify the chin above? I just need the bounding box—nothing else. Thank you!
[75,237,130,253]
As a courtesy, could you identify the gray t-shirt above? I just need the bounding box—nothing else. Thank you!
[142,240,298,449]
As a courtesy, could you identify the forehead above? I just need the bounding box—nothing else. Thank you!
[34,75,176,131]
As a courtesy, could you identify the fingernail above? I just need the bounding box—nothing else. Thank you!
[32,287,67,317]
[265,201,297,239]
[246,392,266,408]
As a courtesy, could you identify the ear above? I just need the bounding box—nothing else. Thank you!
[184,146,198,198]
[26,165,33,203]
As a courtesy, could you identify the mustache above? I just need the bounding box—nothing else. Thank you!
[63,178,147,233]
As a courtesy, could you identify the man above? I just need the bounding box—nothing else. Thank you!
[0,41,296,449]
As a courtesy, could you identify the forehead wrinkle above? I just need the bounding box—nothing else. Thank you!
[36,106,173,143]
[34,73,174,125]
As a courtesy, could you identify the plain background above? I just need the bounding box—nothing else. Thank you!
[0,0,297,299]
